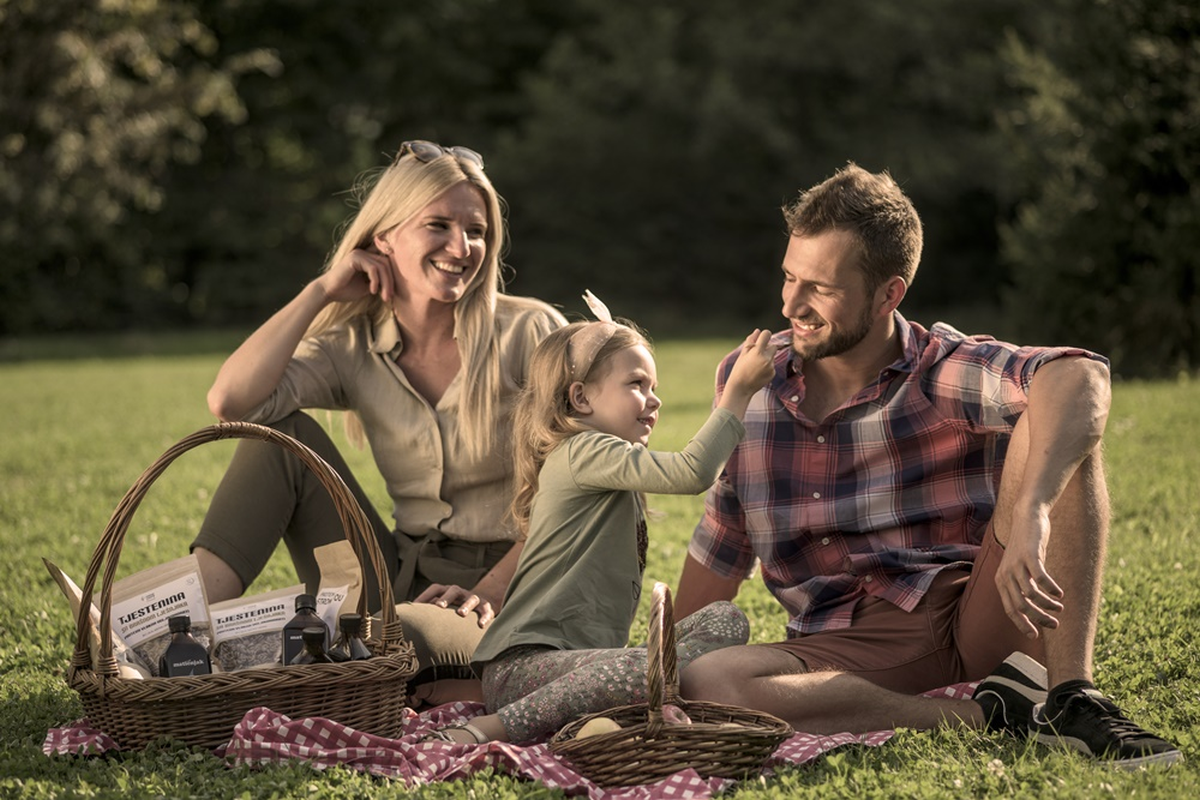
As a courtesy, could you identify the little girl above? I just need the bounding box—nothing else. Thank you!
[430,295,777,744]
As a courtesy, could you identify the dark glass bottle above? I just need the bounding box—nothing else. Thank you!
[328,613,372,662]
[281,594,328,665]
[289,626,333,665]
[158,614,212,677]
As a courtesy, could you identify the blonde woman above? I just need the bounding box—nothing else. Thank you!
[193,141,565,702]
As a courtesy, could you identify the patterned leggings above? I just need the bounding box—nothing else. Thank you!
[480,601,749,744]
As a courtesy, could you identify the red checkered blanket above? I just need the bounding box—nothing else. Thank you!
[44,684,976,799]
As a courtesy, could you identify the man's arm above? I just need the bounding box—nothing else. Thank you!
[995,356,1111,636]
[675,552,743,620]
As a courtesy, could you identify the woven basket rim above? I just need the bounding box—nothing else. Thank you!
[68,420,409,679]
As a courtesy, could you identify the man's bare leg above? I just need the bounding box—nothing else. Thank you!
[991,414,1108,688]
[679,646,982,735]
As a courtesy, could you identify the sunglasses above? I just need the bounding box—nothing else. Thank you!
[396,140,485,170]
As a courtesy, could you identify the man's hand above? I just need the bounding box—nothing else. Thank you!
[995,502,1065,638]
[413,583,498,628]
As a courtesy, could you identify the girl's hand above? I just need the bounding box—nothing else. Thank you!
[316,246,397,304]
[716,329,777,419]
[727,329,777,396]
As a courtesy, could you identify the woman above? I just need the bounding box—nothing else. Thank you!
[193,140,565,702]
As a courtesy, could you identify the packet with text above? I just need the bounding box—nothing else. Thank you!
[110,554,211,676]
[210,584,305,671]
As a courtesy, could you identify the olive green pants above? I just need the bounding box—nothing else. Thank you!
[191,411,511,686]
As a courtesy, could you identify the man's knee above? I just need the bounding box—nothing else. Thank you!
[679,645,804,705]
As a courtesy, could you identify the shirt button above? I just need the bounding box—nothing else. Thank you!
[821,537,830,546]
[816,435,826,443]
[790,395,799,402]
[863,575,874,583]
[812,491,821,499]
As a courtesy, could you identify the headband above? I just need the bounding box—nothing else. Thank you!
[568,290,619,379]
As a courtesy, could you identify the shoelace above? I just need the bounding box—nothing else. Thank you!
[1060,692,1155,743]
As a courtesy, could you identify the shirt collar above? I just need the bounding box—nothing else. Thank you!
[891,311,918,374]
[369,313,404,358]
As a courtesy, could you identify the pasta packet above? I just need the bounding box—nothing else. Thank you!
[209,584,305,671]
[42,557,153,679]
[109,554,211,676]
[313,540,363,637]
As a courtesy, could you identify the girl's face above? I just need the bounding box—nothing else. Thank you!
[374,182,488,306]
[572,344,661,446]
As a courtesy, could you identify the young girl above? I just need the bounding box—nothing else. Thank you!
[431,296,777,744]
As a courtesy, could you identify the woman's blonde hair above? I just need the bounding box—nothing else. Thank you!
[308,148,507,461]
[509,321,651,537]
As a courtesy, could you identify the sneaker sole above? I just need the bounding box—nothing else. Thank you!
[1035,730,1185,769]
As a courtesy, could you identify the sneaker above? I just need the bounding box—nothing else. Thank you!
[1033,687,1184,768]
[973,651,1048,736]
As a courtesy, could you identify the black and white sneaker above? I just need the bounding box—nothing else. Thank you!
[973,651,1048,736]
[1033,687,1184,769]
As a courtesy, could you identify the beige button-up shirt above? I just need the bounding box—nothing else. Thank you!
[244,296,564,544]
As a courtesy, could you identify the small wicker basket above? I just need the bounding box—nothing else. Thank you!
[549,582,793,787]
[65,421,418,751]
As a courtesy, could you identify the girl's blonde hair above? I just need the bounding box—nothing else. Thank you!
[308,148,507,461]
[509,321,651,537]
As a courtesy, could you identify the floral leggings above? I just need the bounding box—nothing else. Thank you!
[479,601,749,744]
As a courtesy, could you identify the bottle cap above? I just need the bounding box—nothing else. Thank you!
[339,613,363,632]
[295,593,317,611]
[301,626,326,644]
[168,614,191,632]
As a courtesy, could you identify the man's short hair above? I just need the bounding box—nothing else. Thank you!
[782,163,923,290]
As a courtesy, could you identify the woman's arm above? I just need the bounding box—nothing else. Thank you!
[208,248,394,421]
[411,540,525,628]
[207,281,331,421]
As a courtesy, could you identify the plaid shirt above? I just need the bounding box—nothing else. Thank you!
[689,314,1105,636]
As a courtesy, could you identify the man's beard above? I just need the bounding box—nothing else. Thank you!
[791,304,875,361]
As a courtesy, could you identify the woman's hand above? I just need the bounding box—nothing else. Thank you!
[413,583,498,628]
[317,247,397,304]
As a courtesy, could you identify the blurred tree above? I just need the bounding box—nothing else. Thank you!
[158,0,584,326]
[491,0,1043,329]
[0,0,275,333]
[999,0,1199,376]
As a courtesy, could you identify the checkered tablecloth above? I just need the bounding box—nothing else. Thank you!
[44,684,977,799]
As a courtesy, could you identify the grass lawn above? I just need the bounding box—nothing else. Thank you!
[0,334,1196,798]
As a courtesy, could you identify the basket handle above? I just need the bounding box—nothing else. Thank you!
[70,421,400,676]
[644,581,681,738]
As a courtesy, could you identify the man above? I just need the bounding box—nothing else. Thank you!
[676,163,1181,768]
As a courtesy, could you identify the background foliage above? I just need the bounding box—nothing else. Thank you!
[2,0,1197,376]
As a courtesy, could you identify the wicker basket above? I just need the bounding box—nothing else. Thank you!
[65,421,418,751]
[549,582,793,787]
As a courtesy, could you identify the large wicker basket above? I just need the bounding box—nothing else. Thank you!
[65,421,418,751]
[549,582,793,787]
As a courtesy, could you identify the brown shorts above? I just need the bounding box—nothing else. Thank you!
[762,525,1045,694]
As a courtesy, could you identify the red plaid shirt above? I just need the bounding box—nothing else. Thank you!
[689,314,1105,636]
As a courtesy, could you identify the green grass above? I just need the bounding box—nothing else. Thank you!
[1,335,1197,798]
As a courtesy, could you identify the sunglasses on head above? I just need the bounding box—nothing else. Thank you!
[396,140,484,170]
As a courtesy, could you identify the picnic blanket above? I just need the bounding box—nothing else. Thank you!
[45,683,977,799]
